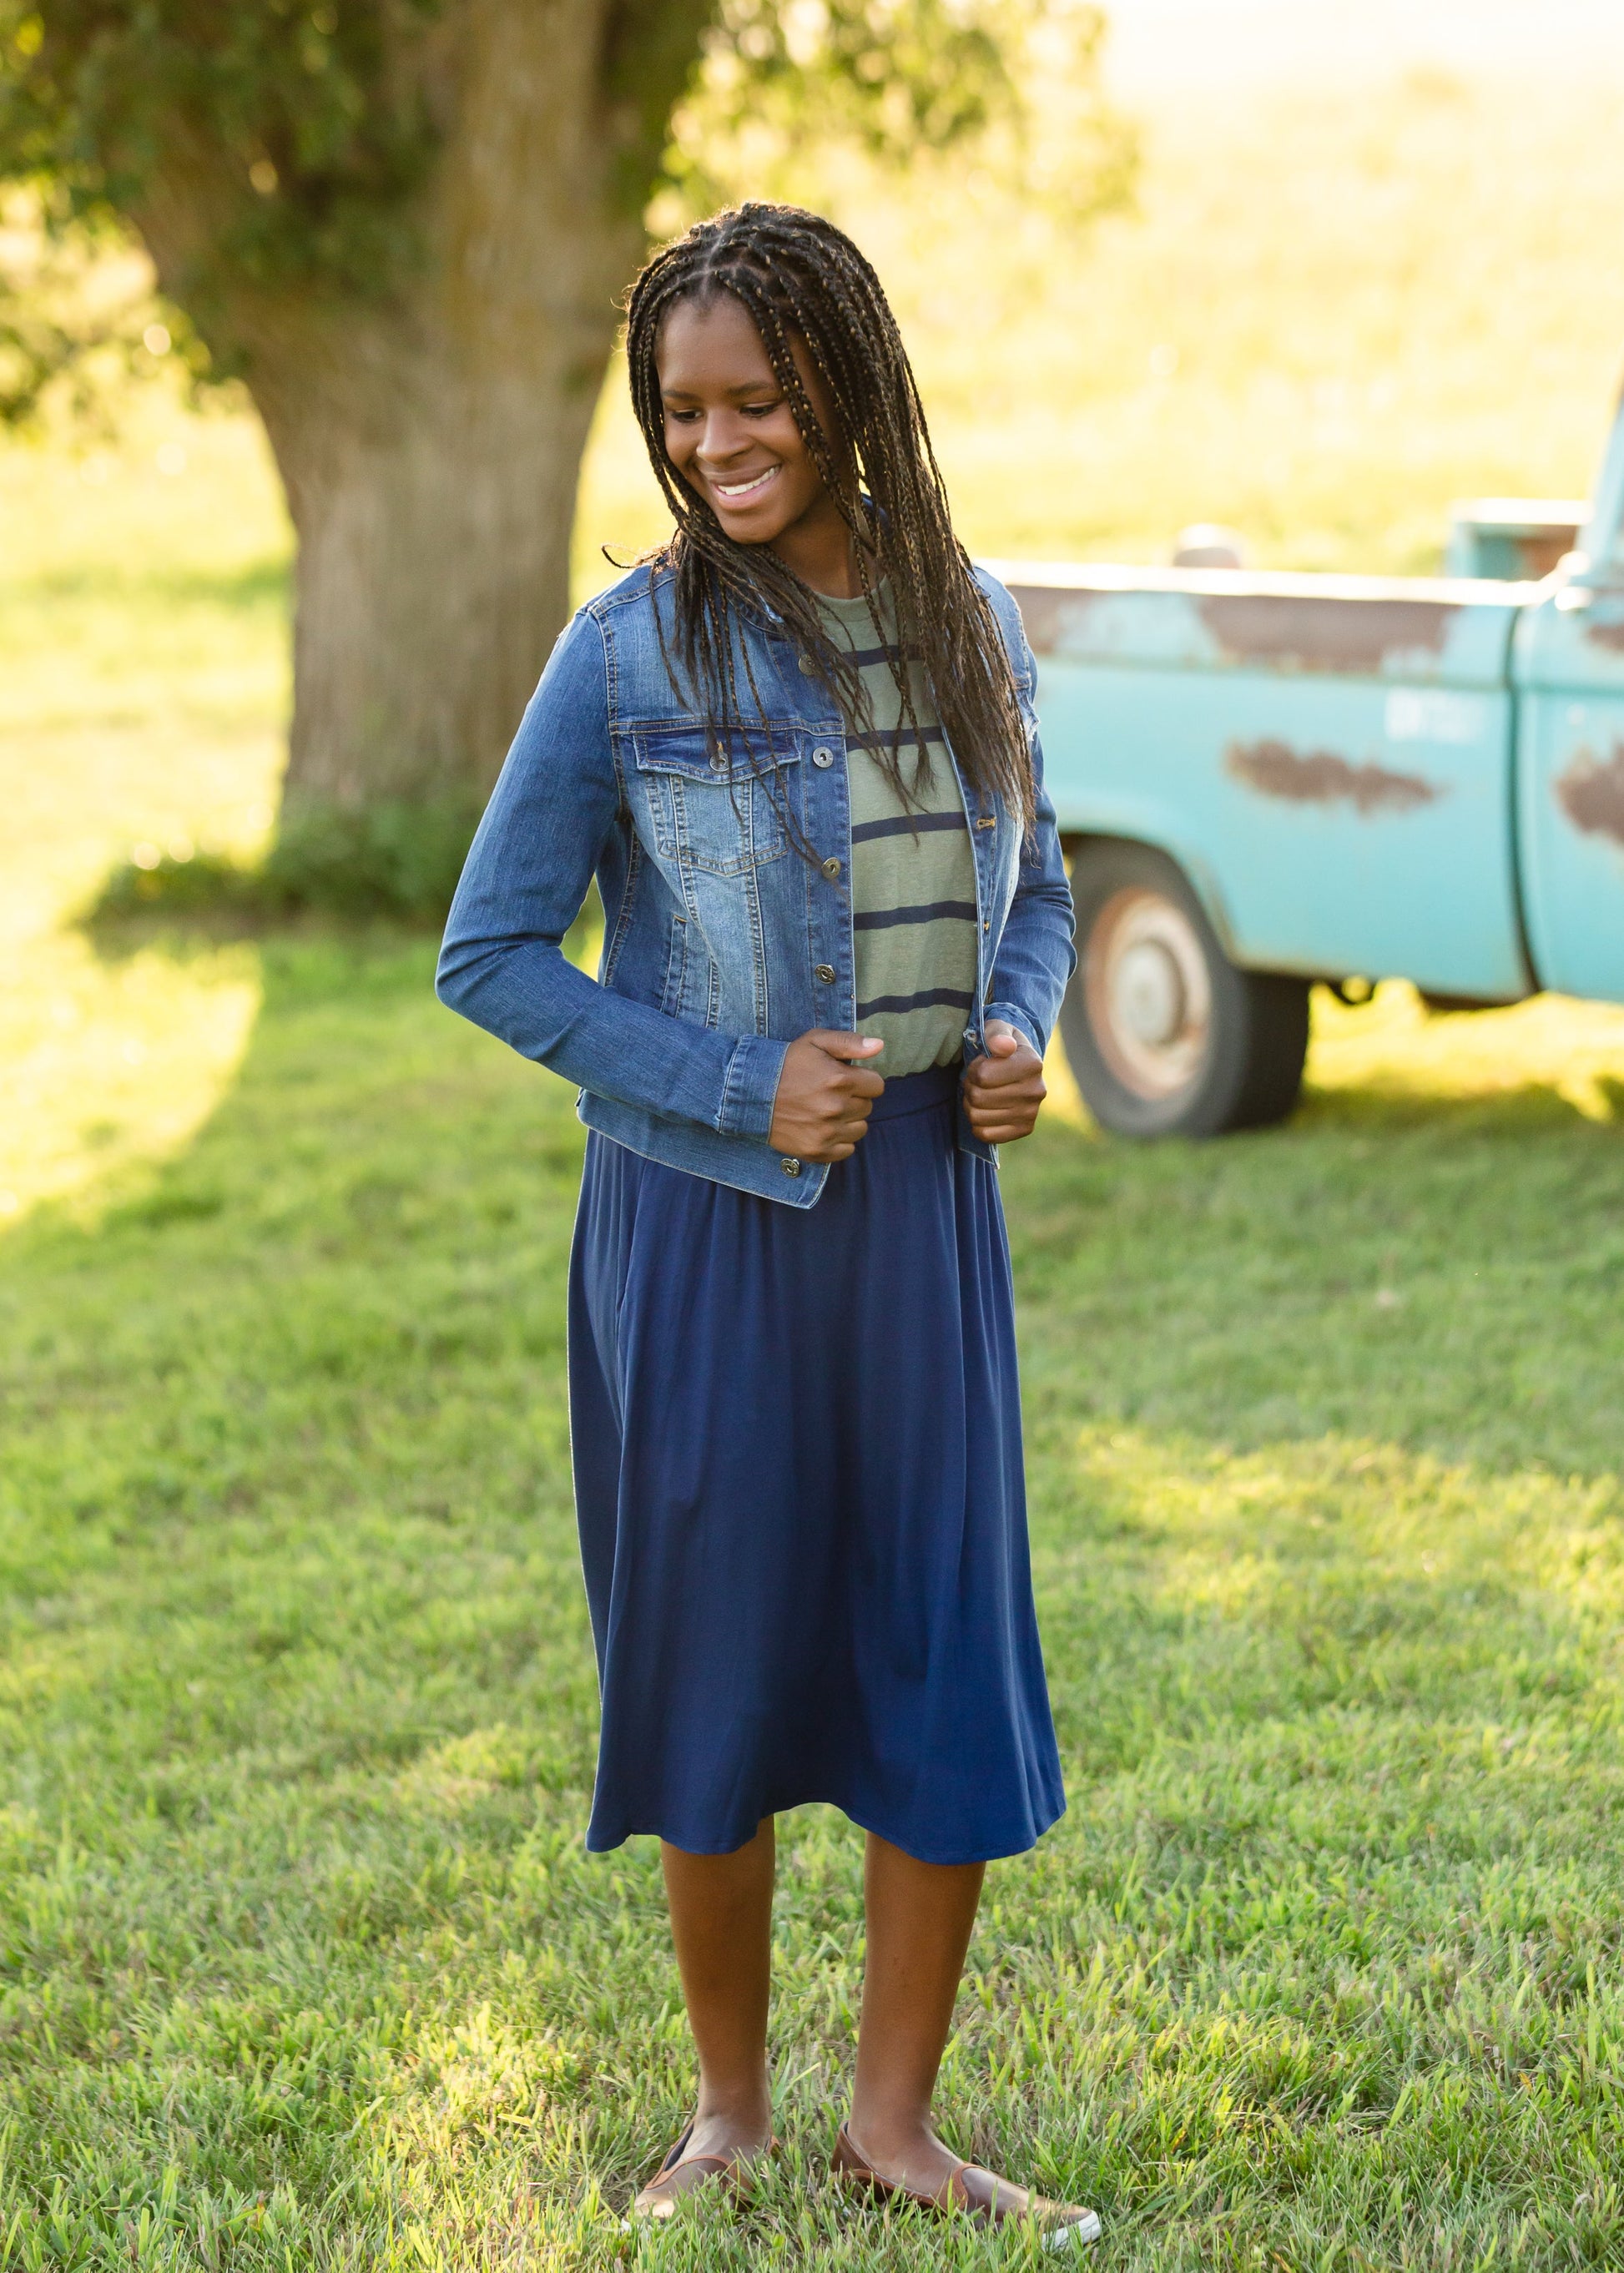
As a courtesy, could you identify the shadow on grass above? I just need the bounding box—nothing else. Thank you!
[83,797,482,932]
[16,923,1624,1502]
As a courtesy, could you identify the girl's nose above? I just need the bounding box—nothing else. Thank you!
[699,410,750,463]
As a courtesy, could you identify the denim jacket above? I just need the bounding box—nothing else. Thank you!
[436,561,1076,1209]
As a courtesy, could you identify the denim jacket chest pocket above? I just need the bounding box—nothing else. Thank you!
[629,726,801,879]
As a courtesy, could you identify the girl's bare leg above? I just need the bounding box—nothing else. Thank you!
[845,1832,986,2190]
[658,1817,777,2160]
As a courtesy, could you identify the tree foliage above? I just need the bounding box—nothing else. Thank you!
[0,2,443,294]
[699,0,1020,159]
[0,181,209,424]
[1,1,1128,388]
[666,0,1132,234]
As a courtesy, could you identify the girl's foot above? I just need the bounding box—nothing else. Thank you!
[629,2116,777,2220]
[833,2121,1101,2247]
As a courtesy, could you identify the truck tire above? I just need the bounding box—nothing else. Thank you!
[1059,841,1310,1137]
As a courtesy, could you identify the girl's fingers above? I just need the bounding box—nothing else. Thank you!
[802,1116,875,1160]
[967,1044,1040,1084]
[967,1073,1044,1104]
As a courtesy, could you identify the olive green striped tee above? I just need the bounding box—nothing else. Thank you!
[816,587,979,1076]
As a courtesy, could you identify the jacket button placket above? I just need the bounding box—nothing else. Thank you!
[806,718,851,1028]
[966,812,990,1047]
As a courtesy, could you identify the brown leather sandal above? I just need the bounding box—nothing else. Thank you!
[832,2123,1101,2249]
[628,2123,779,2220]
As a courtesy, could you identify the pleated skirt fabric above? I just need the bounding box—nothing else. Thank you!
[566,1062,1065,1865]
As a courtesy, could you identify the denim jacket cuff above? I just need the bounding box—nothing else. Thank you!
[718,1035,792,1142]
[984,1001,1046,1059]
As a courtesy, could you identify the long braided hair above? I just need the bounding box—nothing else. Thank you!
[623,203,1036,838]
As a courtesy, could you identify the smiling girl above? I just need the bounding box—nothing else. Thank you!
[436,204,1092,2244]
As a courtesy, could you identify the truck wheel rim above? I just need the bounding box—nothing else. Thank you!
[1083,887,1213,1100]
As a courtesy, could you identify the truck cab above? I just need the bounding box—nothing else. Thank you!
[997,391,1624,1135]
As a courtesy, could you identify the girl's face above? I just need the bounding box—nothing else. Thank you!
[657,293,845,551]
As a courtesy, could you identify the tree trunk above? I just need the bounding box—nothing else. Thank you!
[263,267,626,814]
[134,0,709,812]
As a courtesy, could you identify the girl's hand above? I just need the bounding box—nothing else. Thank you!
[963,1021,1046,1143]
[769,1031,885,1161]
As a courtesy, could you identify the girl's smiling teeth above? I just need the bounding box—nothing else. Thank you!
[710,464,780,501]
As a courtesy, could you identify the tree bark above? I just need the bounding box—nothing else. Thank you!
[134,0,710,811]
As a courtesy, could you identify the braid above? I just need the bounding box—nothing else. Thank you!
[623,203,1036,840]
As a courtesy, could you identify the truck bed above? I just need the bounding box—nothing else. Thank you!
[991,562,1542,1001]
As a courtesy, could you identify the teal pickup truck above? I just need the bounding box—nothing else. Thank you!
[997,393,1624,1136]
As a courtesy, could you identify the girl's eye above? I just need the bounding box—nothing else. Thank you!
[661,398,780,426]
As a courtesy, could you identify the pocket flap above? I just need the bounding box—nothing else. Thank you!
[630,724,802,784]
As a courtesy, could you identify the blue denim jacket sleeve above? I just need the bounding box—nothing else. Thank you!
[981,597,1077,1058]
[436,609,788,1139]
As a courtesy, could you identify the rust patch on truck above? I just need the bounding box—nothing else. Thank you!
[1581,616,1624,654]
[1199,593,1457,672]
[1556,743,1624,844]
[1226,738,1440,815]
[1007,584,1104,657]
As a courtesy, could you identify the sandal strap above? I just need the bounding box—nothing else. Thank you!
[637,2128,779,2206]
[654,2123,694,2176]
[943,2160,980,2211]
[835,2126,977,2214]
[953,2163,1021,2218]
[643,2152,733,2196]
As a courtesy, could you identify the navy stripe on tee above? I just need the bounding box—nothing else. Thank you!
[853,901,978,931]
[840,642,922,668]
[856,986,976,1018]
[850,810,966,844]
[846,724,948,754]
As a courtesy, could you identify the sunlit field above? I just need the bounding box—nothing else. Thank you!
[4,23,1624,2270]
[578,68,1624,579]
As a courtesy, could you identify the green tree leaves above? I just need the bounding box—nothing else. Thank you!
[0,1,445,295]
[661,0,1132,239]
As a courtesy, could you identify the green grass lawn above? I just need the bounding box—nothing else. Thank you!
[3,925,1623,2270]
[7,27,1624,2267]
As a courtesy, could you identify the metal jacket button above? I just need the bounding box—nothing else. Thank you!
[710,747,728,769]
[798,653,816,674]
[820,856,842,880]
[815,964,835,983]
[781,1156,802,1177]
[811,745,835,768]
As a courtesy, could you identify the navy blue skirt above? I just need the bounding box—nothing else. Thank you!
[566,1062,1065,1865]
